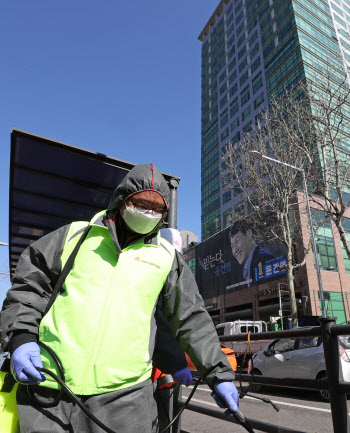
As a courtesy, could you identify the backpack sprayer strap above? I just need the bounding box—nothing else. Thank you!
[44,224,91,316]
[29,224,91,408]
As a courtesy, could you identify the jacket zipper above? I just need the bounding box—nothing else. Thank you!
[78,261,118,393]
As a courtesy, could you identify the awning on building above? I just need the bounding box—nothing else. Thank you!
[9,129,180,277]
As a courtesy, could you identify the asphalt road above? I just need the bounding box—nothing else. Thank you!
[179,380,344,433]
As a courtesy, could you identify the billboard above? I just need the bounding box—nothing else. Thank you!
[195,220,287,300]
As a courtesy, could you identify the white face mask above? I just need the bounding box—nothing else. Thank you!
[121,204,162,234]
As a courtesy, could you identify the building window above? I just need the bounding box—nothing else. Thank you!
[238,33,246,48]
[227,34,235,48]
[240,84,250,106]
[202,176,220,200]
[220,109,229,127]
[231,116,240,131]
[239,57,248,73]
[238,45,247,60]
[255,111,264,124]
[229,70,237,85]
[234,201,245,220]
[188,258,196,277]
[237,21,245,36]
[249,31,258,46]
[312,210,338,270]
[254,92,265,110]
[219,70,227,83]
[202,146,219,171]
[252,72,263,94]
[230,97,239,117]
[220,94,228,108]
[243,120,252,132]
[221,128,229,141]
[226,13,233,27]
[236,9,244,26]
[334,13,347,27]
[227,23,234,37]
[251,56,261,74]
[202,190,220,215]
[228,59,236,72]
[340,217,350,273]
[229,83,238,98]
[220,82,228,95]
[228,45,236,60]
[240,70,249,86]
[233,185,243,196]
[202,207,221,239]
[232,131,241,144]
[222,190,231,204]
[223,208,233,228]
[242,105,251,122]
[320,291,346,324]
[250,44,259,60]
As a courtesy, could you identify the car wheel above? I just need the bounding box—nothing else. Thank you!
[317,372,330,402]
[251,369,263,392]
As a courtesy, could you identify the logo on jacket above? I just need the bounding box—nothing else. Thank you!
[134,256,160,269]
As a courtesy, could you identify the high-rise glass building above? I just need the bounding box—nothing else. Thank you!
[199,0,350,241]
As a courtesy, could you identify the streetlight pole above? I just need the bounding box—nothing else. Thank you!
[248,150,327,317]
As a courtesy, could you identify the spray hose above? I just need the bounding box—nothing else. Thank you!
[25,342,256,433]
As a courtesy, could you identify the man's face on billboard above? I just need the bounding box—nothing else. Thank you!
[230,229,254,265]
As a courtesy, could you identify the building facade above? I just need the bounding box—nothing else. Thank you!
[184,193,350,327]
[199,0,350,241]
[196,0,350,327]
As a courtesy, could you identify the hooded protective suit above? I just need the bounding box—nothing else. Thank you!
[1,163,234,431]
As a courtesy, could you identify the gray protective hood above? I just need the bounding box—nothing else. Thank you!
[105,163,170,253]
[106,163,170,217]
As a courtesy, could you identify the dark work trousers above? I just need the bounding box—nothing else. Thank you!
[16,379,159,433]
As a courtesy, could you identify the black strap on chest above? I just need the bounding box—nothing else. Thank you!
[44,225,92,316]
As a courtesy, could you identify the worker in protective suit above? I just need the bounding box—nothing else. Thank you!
[1,163,237,433]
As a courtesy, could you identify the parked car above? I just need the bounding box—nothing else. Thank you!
[186,343,237,377]
[248,334,350,401]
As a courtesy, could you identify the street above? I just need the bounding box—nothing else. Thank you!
[180,380,343,433]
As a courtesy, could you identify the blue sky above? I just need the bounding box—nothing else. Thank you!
[0,1,218,303]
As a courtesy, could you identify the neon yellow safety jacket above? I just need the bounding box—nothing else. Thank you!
[1,163,235,395]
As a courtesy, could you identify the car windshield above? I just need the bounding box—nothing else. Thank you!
[271,338,296,353]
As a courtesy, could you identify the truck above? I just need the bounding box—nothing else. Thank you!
[216,320,273,367]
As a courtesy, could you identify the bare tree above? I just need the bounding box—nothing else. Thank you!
[222,88,318,328]
[301,77,350,261]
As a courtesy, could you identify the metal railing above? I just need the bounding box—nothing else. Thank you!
[171,317,350,433]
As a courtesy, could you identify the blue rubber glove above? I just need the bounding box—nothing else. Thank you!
[211,380,239,413]
[11,342,46,385]
[172,367,193,386]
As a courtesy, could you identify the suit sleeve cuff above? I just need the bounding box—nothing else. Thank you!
[8,333,38,354]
